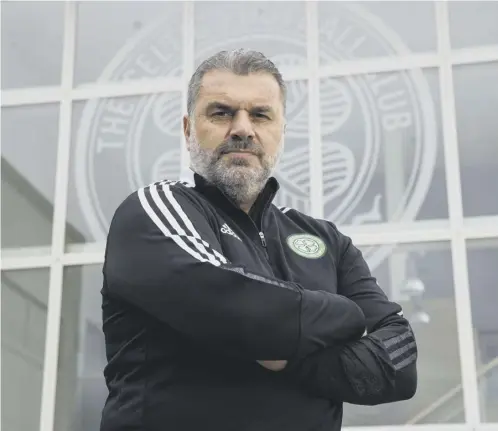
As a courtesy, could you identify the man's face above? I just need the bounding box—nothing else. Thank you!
[183,70,285,207]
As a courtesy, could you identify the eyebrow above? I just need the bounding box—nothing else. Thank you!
[205,102,233,113]
[205,102,274,115]
[251,105,273,114]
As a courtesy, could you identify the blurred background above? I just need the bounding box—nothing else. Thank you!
[1,1,498,431]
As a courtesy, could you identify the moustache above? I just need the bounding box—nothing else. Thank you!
[216,137,264,158]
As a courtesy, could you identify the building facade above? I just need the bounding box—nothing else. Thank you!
[1,1,498,431]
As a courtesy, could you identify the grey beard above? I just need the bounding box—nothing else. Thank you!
[189,144,276,207]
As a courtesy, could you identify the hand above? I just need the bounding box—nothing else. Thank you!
[257,360,288,371]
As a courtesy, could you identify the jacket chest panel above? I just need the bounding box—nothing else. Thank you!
[267,232,338,294]
[265,214,339,294]
[214,219,275,277]
[213,222,339,296]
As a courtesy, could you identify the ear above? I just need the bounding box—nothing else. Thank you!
[183,115,191,150]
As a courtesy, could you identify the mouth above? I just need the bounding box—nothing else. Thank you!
[222,150,259,157]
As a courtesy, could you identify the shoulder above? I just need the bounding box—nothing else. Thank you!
[273,205,343,240]
[110,179,199,230]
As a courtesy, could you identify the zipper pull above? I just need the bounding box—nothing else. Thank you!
[259,232,267,248]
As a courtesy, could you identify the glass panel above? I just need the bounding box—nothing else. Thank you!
[54,265,106,431]
[318,1,436,65]
[194,1,307,69]
[1,268,50,431]
[273,80,310,214]
[66,94,183,247]
[467,238,498,423]
[449,1,498,49]
[74,1,183,85]
[53,245,467,429]
[454,62,498,217]
[321,68,447,227]
[1,1,64,89]
[343,241,463,426]
[1,104,59,250]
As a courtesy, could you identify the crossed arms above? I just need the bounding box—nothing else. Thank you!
[104,183,417,405]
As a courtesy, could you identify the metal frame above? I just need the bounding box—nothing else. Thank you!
[436,2,480,427]
[3,46,498,107]
[3,216,498,271]
[180,1,195,173]
[306,1,324,219]
[37,2,77,430]
[1,1,498,430]
[435,2,480,426]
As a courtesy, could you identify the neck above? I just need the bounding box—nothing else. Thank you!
[189,166,270,213]
[215,178,265,213]
[239,199,256,214]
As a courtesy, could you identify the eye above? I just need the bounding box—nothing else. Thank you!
[253,112,270,120]
[212,111,230,117]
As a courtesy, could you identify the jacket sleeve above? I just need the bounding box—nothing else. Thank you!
[283,227,418,405]
[103,182,367,361]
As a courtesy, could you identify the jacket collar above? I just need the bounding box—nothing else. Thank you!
[180,167,279,224]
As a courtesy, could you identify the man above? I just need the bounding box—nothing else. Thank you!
[101,49,417,431]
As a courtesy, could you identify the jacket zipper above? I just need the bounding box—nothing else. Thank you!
[256,194,275,254]
[259,231,267,248]
[217,187,271,252]
[248,218,267,249]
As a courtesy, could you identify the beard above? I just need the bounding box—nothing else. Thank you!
[188,133,282,207]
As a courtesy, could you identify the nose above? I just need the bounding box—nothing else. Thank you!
[229,110,255,141]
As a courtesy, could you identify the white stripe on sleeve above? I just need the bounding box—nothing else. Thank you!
[149,183,225,265]
[137,186,224,267]
[160,182,228,264]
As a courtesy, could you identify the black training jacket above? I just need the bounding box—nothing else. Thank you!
[100,172,418,431]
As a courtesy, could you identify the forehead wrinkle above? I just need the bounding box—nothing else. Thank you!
[194,75,285,118]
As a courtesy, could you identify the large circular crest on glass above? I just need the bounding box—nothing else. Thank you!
[75,3,437,273]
